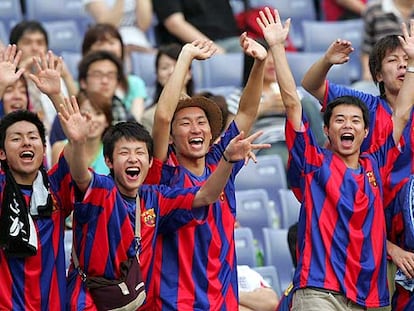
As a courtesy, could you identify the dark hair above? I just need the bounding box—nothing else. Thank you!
[0,110,46,150]
[323,96,370,129]
[82,23,125,60]
[78,50,127,90]
[77,90,113,127]
[102,121,153,164]
[369,35,402,98]
[151,43,194,107]
[9,20,48,47]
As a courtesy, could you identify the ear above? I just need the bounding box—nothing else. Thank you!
[104,156,113,170]
[364,128,369,138]
[168,134,174,145]
[80,79,87,90]
[0,149,6,161]
[323,125,329,137]
[376,72,383,83]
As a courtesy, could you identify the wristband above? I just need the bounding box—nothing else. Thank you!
[407,66,414,73]
[222,151,238,163]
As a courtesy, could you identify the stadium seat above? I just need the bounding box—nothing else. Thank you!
[42,20,83,54]
[236,189,273,249]
[235,227,257,267]
[302,19,364,81]
[286,51,353,86]
[25,0,93,35]
[249,0,317,50]
[200,53,243,88]
[0,0,23,32]
[130,52,157,87]
[253,265,282,296]
[0,21,8,45]
[278,188,300,229]
[262,228,295,293]
[61,51,82,79]
[235,154,287,228]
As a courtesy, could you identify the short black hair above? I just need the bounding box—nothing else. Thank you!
[9,20,48,47]
[324,96,370,129]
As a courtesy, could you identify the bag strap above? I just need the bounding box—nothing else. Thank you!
[72,191,142,279]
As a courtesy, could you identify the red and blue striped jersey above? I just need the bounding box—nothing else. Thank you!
[324,82,413,238]
[0,155,73,311]
[142,121,244,311]
[66,166,204,311]
[286,112,399,308]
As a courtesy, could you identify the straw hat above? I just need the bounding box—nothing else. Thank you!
[174,95,223,142]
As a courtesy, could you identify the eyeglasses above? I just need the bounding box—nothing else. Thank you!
[87,71,118,81]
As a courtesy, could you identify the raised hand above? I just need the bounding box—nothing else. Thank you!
[240,32,267,61]
[0,45,25,89]
[324,39,354,65]
[28,50,63,96]
[256,7,290,48]
[223,130,270,163]
[181,39,216,61]
[399,20,414,60]
[58,96,91,144]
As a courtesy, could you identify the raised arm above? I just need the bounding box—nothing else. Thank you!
[257,8,302,130]
[301,39,354,101]
[192,131,270,207]
[58,96,93,192]
[152,40,215,161]
[85,0,125,27]
[233,33,267,134]
[0,45,25,98]
[28,51,65,110]
[135,0,153,31]
[392,21,414,144]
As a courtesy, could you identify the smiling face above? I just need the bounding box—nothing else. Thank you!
[377,46,408,97]
[80,60,119,99]
[170,106,212,161]
[324,103,368,159]
[0,120,45,184]
[79,99,109,139]
[105,137,152,197]
[2,79,28,115]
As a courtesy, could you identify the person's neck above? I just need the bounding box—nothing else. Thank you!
[384,89,399,111]
[176,154,206,176]
[336,152,361,170]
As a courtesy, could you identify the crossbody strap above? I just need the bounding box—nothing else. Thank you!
[72,192,142,278]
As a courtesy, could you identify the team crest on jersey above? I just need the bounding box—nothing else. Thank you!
[142,209,156,227]
[366,171,377,187]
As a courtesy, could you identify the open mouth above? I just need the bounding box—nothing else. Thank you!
[125,167,140,177]
[189,137,204,146]
[20,151,34,160]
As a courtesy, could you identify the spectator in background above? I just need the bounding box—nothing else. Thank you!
[140,43,194,132]
[360,0,414,80]
[49,50,133,146]
[322,0,367,20]
[153,0,242,53]
[226,39,326,147]
[9,20,77,167]
[0,45,29,118]
[83,0,154,53]
[81,23,147,122]
[238,265,279,311]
